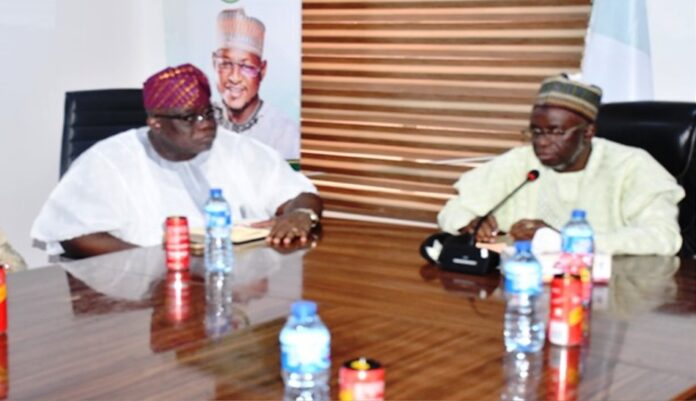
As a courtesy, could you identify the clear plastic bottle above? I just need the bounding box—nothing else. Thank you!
[204,188,234,273]
[500,350,542,401]
[280,300,331,401]
[204,271,234,339]
[560,209,594,307]
[503,240,545,353]
[561,209,594,256]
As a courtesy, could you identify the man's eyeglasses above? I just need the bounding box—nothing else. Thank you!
[522,124,587,140]
[152,108,216,125]
[213,57,262,78]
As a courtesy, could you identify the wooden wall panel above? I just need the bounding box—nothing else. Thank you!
[301,0,592,223]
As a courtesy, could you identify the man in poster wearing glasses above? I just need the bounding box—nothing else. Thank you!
[212,8,300,162]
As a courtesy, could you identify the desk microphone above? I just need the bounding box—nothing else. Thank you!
[425,169,540,275]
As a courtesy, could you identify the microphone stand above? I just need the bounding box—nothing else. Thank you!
[438,170,539,275]
[470,170,540,245]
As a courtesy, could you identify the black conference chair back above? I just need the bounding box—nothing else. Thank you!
[60,89,146,177]
[595,101,696,257]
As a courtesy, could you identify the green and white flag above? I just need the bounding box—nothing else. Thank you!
[581,0,653,102]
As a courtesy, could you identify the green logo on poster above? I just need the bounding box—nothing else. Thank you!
[222,0,240,3]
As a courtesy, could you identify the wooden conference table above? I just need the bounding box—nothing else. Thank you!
[5,218,696,400]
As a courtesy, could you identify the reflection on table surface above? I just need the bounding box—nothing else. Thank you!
[62,242,303,325]
[4,218,696,400]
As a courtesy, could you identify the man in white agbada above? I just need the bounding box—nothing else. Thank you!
[212,8,300,161]
[32,63,322,259]
[438,75,684,255]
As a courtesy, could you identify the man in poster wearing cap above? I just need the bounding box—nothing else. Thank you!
[32,64,321,259]
[438,74,684,255]
[213,8,300,162]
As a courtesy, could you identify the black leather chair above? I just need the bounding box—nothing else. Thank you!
[595,102,696,257]
[60,89,146,177]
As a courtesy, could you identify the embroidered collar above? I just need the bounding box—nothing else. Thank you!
[219,100,264,133]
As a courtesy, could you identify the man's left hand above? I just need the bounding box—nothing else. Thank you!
[509,219,549,240]
[257,210,314,246]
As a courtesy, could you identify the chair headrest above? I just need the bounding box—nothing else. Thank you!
[595,102,696,179]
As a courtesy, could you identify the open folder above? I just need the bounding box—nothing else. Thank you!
[187,226,270,255]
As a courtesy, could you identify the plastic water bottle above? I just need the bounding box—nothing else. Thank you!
[500,350,542,401]
[205,271,234,339]
[560,209,594,307]
[204,188,234,273]
[561,209,594,256]
[503,240,545,353]
[280,300,331,401]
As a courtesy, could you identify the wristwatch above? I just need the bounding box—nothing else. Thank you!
[294,208,320,228]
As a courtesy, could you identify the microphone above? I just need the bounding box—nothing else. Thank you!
[470,169,539,244]
[433,169,540,275]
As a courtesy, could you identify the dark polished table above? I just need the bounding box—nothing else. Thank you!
[5,218,696,400]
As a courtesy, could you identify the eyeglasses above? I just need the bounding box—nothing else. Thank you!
[152,108,216,125]
[213,57,262,78]
[522,124,587,140]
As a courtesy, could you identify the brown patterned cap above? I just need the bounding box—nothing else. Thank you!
[142,64,211,111]
[217,8,265,57]
[535,74,603,121]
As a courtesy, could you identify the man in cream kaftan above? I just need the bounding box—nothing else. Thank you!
[438,74,684,255]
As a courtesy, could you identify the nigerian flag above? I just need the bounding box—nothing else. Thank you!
[581,0,653,102]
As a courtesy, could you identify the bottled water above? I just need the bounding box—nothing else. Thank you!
[204,188,234,273]
[561,209,594,256]
[560,209,594,307]
[204,271,234,339]
[283,386,328,401]
[280,300,331,401]
[503,240,545,353]
[500,350,542,401]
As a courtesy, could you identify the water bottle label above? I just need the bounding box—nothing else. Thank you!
[281,338,330,374]
[504,263,542,295]
[563,236,593,254]
[206,210,231,228]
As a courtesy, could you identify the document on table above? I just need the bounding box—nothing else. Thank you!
[189,225,270,245]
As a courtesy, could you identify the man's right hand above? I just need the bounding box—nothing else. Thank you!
[61,233,136,259]
[458,215,499,243]
[509,219,549,241]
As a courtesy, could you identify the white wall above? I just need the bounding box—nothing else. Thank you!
[0,0,166,267]
[647,0,696,101]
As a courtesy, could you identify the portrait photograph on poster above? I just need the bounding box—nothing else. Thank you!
[163,0,302,164]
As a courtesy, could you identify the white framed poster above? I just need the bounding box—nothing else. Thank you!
[163,0,302,161]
